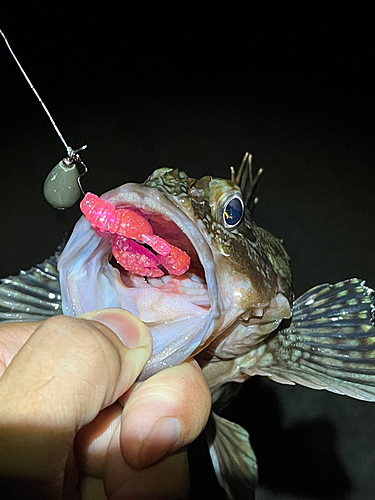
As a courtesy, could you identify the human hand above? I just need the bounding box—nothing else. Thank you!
[0,309,211,499]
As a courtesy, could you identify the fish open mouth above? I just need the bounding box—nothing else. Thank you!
[58,183,219,377]
[104,206,213,324]
[110,210,210,308]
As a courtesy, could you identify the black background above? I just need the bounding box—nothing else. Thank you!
[1,5,375,499]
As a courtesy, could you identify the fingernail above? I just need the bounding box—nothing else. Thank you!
[139,417,181,468]
[79,308,149,349]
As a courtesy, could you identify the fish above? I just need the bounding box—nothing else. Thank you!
[1,152,375,500]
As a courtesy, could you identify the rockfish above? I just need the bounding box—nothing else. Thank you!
[1,153,375,499]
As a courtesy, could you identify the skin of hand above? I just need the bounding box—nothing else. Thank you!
[0,309,212,500]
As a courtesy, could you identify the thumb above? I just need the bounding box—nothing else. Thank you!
[0,310,151,496]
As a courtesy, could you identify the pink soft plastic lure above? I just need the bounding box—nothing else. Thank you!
[80,193,191,277]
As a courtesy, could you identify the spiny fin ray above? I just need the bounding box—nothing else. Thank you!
[206,412,257,500]
[0,248,63,322]
[244,278,375,401]
[231,152,263,212]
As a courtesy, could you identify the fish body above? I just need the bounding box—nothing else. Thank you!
[1,154,375,499]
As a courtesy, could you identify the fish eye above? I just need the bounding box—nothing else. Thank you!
[222,194,244,228]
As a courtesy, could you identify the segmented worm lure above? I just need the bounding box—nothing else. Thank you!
[80,193,191,277]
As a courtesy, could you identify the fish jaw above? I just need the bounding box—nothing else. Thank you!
[58,183,220,378]
[194,221,292,361]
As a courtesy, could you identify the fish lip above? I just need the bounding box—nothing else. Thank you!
[59,182,221,378]
[101,182,220,324]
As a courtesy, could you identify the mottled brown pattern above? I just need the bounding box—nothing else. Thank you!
[144,162,292,307]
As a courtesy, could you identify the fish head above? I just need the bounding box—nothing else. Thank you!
[58,154,292,380]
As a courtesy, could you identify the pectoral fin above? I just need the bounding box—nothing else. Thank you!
[206,412,257,500]
[245,278,375,401]
[0,249,62,322]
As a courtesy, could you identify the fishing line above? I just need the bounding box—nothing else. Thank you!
[1,29,88,209]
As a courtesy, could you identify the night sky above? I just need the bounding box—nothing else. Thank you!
[1,6,375,499]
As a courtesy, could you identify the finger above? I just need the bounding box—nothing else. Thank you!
[76,408,187,499]
[105,430,189,500]
[75,402,123,478]
[0,312,151,424]
[0,321,41,376]
[0,310,151,493]
[119,359,211,469]
[75,361,210,481]
[75,361,211,477]
[109,452,189,500]
[78,439,189,500]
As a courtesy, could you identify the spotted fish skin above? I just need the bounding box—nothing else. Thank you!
[145,168,292,304]
[202,278,375,398]
[1,155,375,500]
[144,165,293,359]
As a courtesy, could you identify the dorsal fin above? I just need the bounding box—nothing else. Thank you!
[230,152,263,212]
